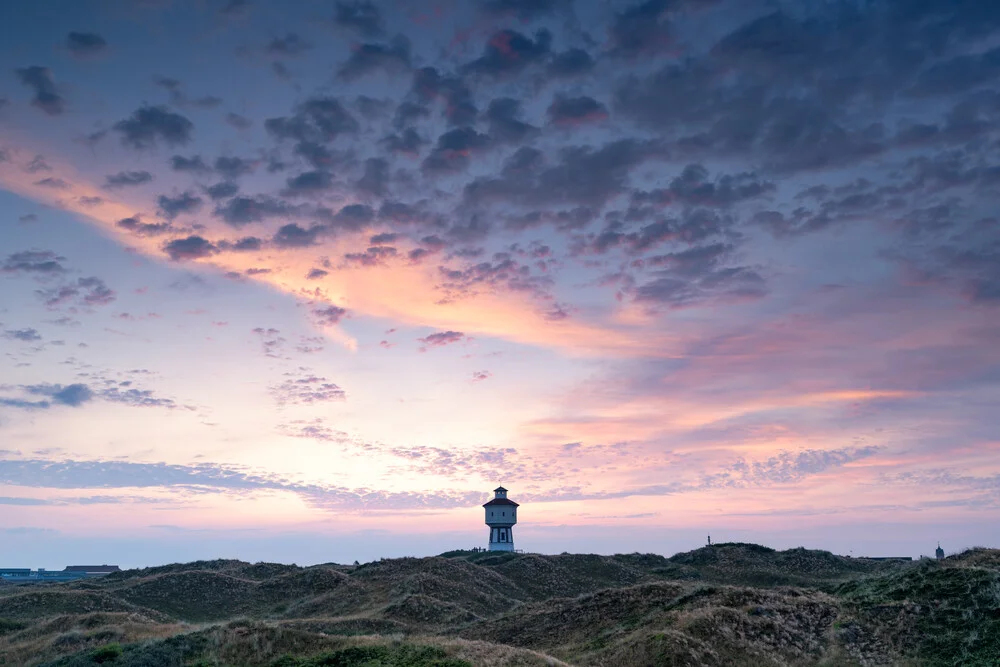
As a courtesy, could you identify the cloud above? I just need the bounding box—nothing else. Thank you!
[15,66,65,115]
[418,330,467,349]
[485,98,539,143]
[270,371,346,404]
[282,170,334,196]
[15,383,95,407]
[251,327,285,358]
[481,0,571,20]
[547,95,609,125]
[157,192,203,219]
[272,223,322,248]
[170,154,211,173]
[338,36,412,81]
[33,177,70,189]
[204,181,239,200]
[422,127,491,174]
[356,158,389,197]
[265,33,311,57]
[114,105,194,149]
[313,305,347,326]
[163,236,219,261]
[2,250,67,274]
[3,328,42,342]
[462,29,552,77]
[225,112,252,130]
[334,0,383,37]
[471,370,492,382]
[411,67,477,126]
[214,156,255,179]
[36,277,116,308]
[0,458,485,510]
[548,48,595,78]
[66,31,108,57]
[213,195,297,226]
[104,170,154,189]
[116,215,171,237]
[265,96,359,145]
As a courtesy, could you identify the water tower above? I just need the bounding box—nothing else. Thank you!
[483,486,518,551]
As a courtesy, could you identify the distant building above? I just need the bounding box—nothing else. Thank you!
[64,565,121,574]
[0,565,120,584]
[484,486,518,552]
[936,543,944,559]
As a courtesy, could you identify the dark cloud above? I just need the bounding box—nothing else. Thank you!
[15,66,65,115]
[251,327,286,358]
[343,245,397,267]
[422,127,491,174]
[485,97,538,143]
[632,244,766,308]
[101,386,178,409]
[22,383,94,407]
[481,0,569,20]
[307,268,329,280]
[338,36,412,81]
[2,328,42,342]
[2,250,67,274]
[157,192,203,219]
[265,97,359,150]
[464,138,666,209]
[471,370,492,382]
[115,106,194,149]
[170,154,211,173]
[418,330,467,349]
[392,100,429,129]
[204,181,240,200]
[33,177,70,189]
[411,67,477,126]
[116,215,171,237]
[327,203,375,232]
[313,305,347,326]
[636,164,776,208]
[214,156,255,179]
[356,157,389,197]
[382,128,426,155]
[36,277,116,308]
[282,170,334,196]
[547,95,608,125]
[272,223,322,247]
[225,112,252,130]
[265,33,311,57]
[213,195,298,226]
[271,372,346,404]
[163,236,219,261]
[66,32,107,56]
[548,48,595,78]
[223,236,264,252]
[104,170,153,189]
[461,29,552,77]
[370,232,397,244]
[334,0,383,37]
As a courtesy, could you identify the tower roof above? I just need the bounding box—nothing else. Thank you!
[494,486,508,493]
[483,497,519,507]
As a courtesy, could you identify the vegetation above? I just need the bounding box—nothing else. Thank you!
[0,545,995,666]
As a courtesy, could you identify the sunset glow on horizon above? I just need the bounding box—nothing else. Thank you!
[1,0,998,568]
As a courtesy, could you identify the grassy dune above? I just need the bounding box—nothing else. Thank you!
[0,544,996,666]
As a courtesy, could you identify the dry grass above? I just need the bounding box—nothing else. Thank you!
[2,545,996,666]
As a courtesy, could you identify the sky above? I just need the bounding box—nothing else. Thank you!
[0,0,998,568]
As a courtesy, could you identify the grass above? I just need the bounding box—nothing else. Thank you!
[1,545,996,667]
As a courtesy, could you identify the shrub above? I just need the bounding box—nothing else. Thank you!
[90,642,123,663]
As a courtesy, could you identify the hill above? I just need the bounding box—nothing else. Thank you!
[0,544,996,666]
